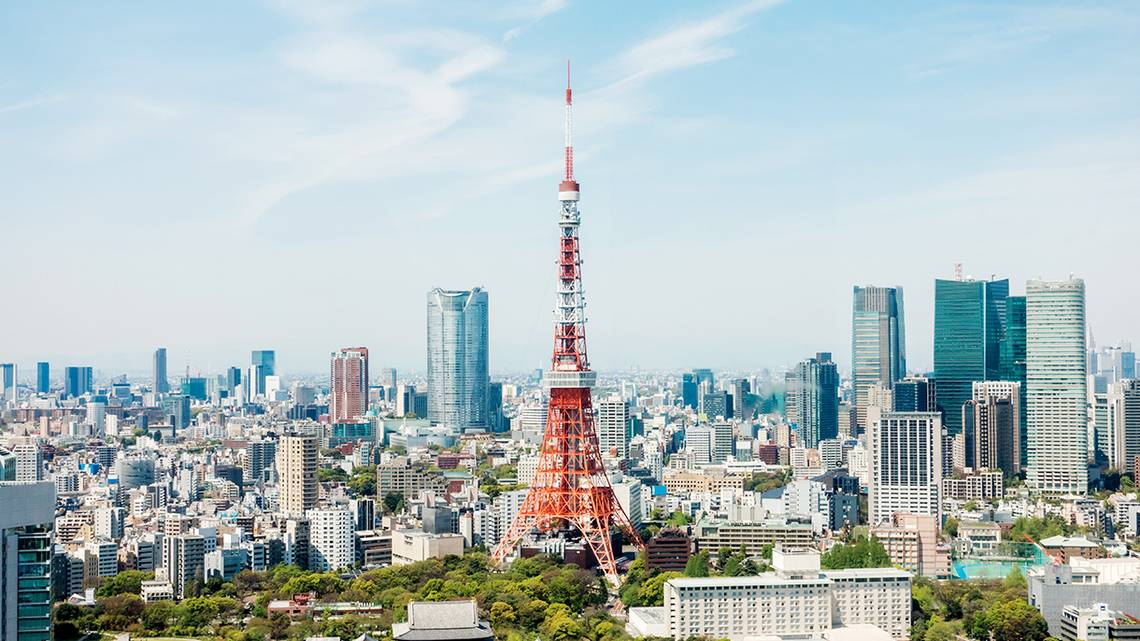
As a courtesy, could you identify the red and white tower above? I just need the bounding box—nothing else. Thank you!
[493,64,643,580]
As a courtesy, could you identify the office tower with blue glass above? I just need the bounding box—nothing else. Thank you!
[153,347,169,394]
[249,350,276,398]
[426,287,489,431]
[64,366,93,398]
[35,362,48,394]
[933,275,1009,436]
[680,373,698,410]
[0,364,15,403]
[999,296,1028,467]
[1026,278,1088,494]
[851,285,906,432]
[0,481,55,641]
[787,352,840,448]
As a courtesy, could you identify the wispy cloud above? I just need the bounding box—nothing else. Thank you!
[502,0,569,42]
[0,95,65,115]
[611,0,783,87]
[904,4,1138,79]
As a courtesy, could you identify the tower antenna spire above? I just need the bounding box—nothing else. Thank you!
[564,59,574,182]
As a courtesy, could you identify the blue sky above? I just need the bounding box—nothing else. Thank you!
[2,0,1139,377]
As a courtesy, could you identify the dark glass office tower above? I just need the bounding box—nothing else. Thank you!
[851,285,906,432]
[999,296,1027,467]
[680,373,698,410]
[933,276,1008,435]
[894,376,936,412]
[36,362,49,394]
[788,352,839,448]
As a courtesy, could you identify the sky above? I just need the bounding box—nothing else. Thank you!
[2,0,1139,378]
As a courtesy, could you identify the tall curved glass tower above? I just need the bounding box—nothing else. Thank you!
[426,287,489,430]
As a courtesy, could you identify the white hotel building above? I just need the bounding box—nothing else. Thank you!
[630,546,912,641]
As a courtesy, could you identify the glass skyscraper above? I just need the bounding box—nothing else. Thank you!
[0,481,55,641]
[933,276,1008,435]
[35,362,48,395]
[250,350,276,397]
[999,296,1027,467]
[851,285,906,432]
[787,352,839,448]
[153,347,169,394]
[1026,278,1088,494]
[426,287,489,430]
[63,366,93,398]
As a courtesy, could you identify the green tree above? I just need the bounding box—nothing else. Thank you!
[383,492,406,514]
[972,598,1048,641]
[666,511,691,526]
[95,570,153,597]
[924,615,962,641]
[684,550,710,577]
[821,537,891,569]
[636,572,683,606]
[141,599,176,631]
[489,601,517,628]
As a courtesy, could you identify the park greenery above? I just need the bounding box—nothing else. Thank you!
[911,567,1051,641]
[54,553,633,641]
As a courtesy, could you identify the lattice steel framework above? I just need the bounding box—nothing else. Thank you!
[492,63,643,580]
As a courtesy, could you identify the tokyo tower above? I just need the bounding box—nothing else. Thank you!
[492,63,644,580]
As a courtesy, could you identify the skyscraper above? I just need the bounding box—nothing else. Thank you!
[64,366,93,398]
[851,285,906,431]
[0,363,15,403]
[867,407,943,526]
[1109,379,1140,477]
[933,275,1009,435]
[787,353,839,448]
[426,287,489,430]
[250,350,275,398]
[330,347,369,422]
[0,481,55,641]
[893,376,937,412]
[277,434,318,516]
[680,373,698,410]
[13,443,42,482]
[35,362,49,394]
[153,347,169,394]
[1026,278,1088,494]
[999,296,1028,467]
[962,381,1021,476]
[597,397,631,459]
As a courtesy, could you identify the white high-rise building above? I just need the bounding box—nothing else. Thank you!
[13,443,43,482]
[308,509,354,572]
[685,426,713,465]
[867,408,942,526]
[1026,279,1088,494]
[596,397,630,459]
[426,287,489,431]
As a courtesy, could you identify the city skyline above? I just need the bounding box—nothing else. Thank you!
[3,1,1139,373]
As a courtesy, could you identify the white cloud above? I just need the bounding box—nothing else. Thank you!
[502,0,569,41]
[612,0,783,87]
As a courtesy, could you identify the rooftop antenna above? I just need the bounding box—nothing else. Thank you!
[954,263,963,281]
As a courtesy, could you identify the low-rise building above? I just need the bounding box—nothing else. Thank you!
[1028,557,1140,635]
[392,601,493,641]
[662,470,746,494]
[391,530,464,565]
[942,469,1004,501]
[1059,603,1140,641]
[632,546,911,641]
[693,519,814,557]
[871,513,950,578]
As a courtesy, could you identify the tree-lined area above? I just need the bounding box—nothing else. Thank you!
[53,554,634,641]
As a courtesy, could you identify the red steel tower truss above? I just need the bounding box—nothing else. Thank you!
[492,64,644,580]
